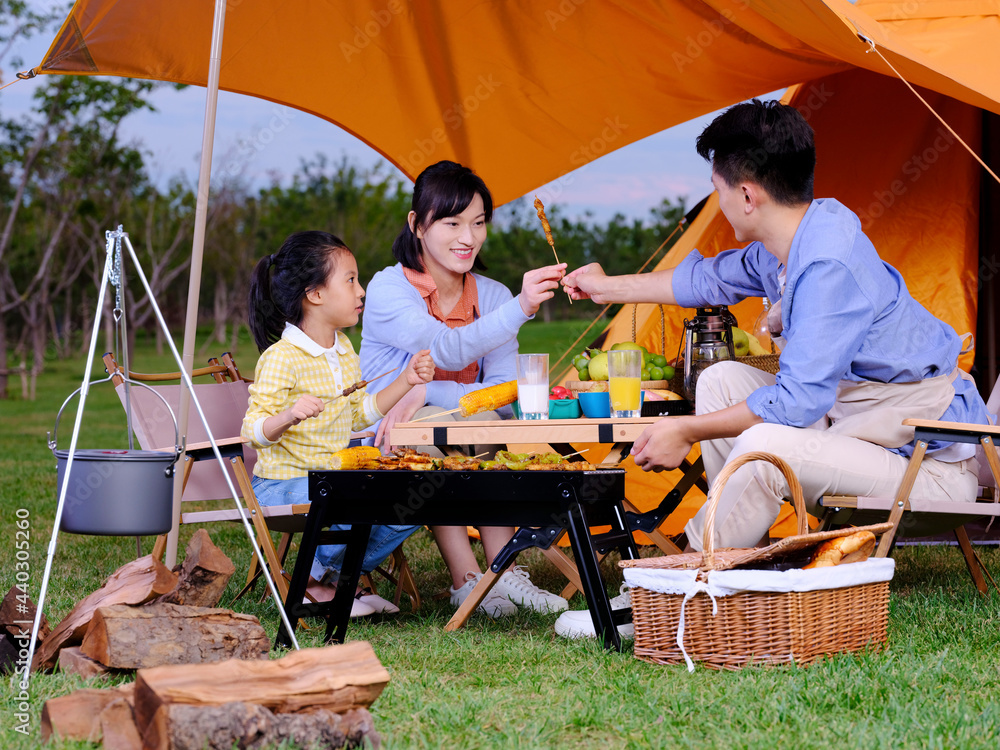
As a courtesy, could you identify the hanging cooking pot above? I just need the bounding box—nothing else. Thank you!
[48,380,182,536]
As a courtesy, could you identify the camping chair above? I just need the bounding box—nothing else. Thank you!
[819,377,1000,594]
[102,351,420,611]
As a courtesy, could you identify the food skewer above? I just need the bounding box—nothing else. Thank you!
[533,196,572,304]
[325,366,400,406]
[409,407,461,422]
[533,196,560,265]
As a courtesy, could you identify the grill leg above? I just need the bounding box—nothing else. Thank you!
[566,499,621,651]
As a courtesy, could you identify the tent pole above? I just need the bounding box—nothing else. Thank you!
[167,0,229,568]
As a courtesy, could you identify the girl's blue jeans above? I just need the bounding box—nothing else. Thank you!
[251,475,417,583]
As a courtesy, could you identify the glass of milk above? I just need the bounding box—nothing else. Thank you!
[516,353,549,420]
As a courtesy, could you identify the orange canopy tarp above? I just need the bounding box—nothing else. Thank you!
[35,0,1000,206]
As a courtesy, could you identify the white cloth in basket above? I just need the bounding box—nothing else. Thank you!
[622,558,895,671]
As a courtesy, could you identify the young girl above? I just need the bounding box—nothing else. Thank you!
[360,160,568,618]
[243,230,435,617]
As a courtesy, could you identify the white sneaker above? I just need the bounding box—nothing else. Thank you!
[610,584,631,610]
[495,566,568,613]
[554,611,634,640]
[350,598,377,618]
[357,591,400,615]
[305,584,375,618]
[449,572,518,618]
[553,585,634,640]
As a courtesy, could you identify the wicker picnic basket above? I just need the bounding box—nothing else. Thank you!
[620,451,894,670]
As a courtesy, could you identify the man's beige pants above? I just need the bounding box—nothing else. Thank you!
[684,362,977,550]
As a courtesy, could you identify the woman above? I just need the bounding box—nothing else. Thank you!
[360,160,567,617]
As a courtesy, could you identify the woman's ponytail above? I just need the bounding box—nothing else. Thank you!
[391,221,423,271]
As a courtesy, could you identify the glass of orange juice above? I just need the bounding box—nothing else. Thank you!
[608,349,642,418]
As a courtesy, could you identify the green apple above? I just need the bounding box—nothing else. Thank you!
[610,341,646,354]
[587,350,609,380]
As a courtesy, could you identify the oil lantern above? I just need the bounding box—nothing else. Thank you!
[682,306,737,402]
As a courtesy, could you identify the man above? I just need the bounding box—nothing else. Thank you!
[557,100,988,637]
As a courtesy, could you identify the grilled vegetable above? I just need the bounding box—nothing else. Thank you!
[458,380,518,417]
[329,445,382,470]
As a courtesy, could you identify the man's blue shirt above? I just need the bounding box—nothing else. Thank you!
[672,199,990,456]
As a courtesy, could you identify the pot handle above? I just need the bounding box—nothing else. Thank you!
[48,376,183,465]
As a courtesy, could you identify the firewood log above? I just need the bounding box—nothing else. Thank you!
[1,585,50,640]
[163,703,379,750]
[80,603,269,669]
[99,695,143,750]
[156,528,236,608]
[40,683,134,744]
[134,643,389,749]
[34,555,177,670]
[57,645,111,680]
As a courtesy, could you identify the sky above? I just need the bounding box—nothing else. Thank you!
[1,8,782,225]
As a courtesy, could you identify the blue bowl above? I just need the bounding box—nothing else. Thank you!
[578,390,644,418]
[577,391,611,418]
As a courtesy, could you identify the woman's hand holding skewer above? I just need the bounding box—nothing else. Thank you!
[519,263,567,316]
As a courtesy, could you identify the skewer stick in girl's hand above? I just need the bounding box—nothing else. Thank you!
[533,196,572,304]
[325,366,401,406]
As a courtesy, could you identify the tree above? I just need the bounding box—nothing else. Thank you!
[0,72,159,396]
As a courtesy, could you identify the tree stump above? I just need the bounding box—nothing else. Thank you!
[80,603,269,669]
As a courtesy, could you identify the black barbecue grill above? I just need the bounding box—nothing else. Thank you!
[277,467,646,651]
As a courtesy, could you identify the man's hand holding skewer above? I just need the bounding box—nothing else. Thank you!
[562,262,610,303]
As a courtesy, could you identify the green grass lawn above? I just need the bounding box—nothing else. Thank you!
[2,331,999,749]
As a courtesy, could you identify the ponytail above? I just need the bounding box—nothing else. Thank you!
[391,222,423,271]
[247,231,351,353]
[247,253,283,352]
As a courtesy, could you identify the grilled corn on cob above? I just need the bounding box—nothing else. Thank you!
[330,445,382,470]
[459,380,519,417]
